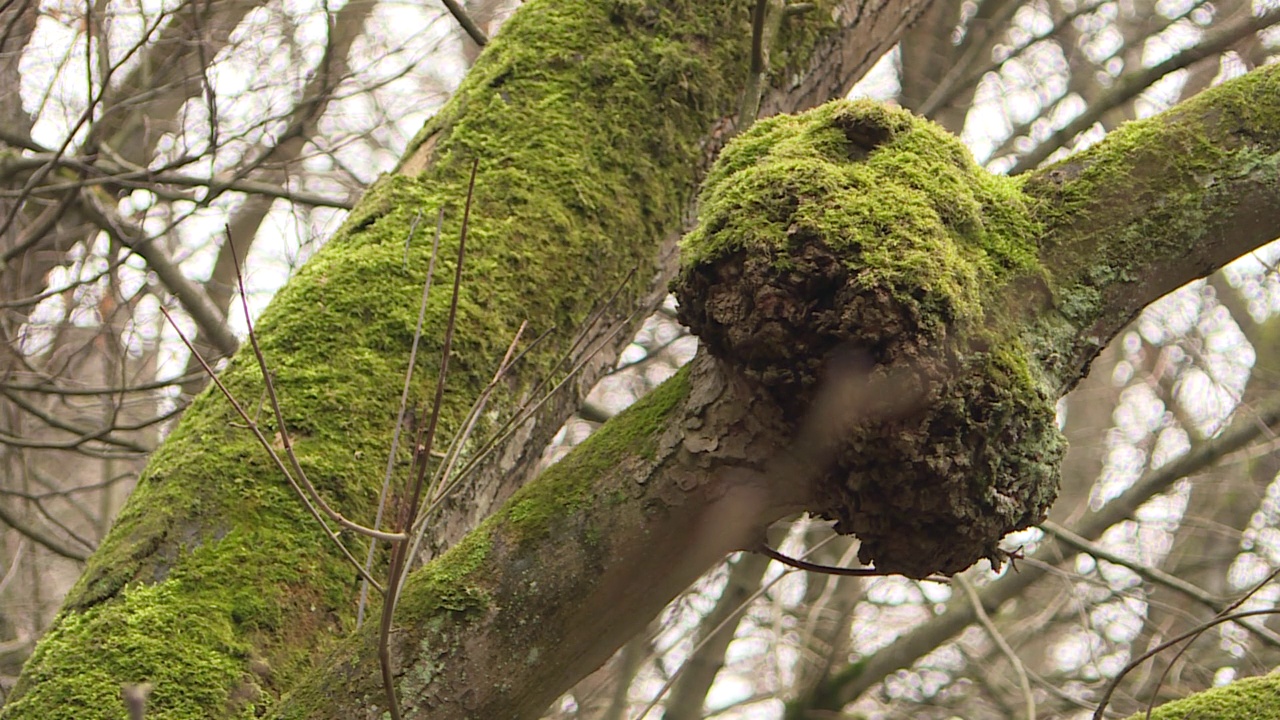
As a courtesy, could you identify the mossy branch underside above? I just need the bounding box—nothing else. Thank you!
[7,2,1280,720]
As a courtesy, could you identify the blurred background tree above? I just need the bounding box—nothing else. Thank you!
[3,0,1280,718]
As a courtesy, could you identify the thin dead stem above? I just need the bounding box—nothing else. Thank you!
[399,322,543,571]
[441,0,489,47]
[1137,564,1280,720]
[756,543,950,583]
[378,158,478,720]
[358,209,442,628]
[405,266,639,542]
[1091,607,1280,720]
[407,302,643,555]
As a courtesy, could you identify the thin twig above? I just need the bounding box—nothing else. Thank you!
[1139,564,1280,719]
[378,158,478,720]
[1011,6,1280,173]
[737,0,770,130]
[756,543,950,583]
[398,159,476,555]
[1090,608,1280,720]
[410,266,639,529]
[957,573,1035,720]
[424,320,524,504]
[410,303,643,543]
[919,0,1110,118]
[1042,520,1280,648]
[400,322,541,571]
[358,209,442,628]
[427,321,528,504]
[428,320,551,495]
[0,372,208,395]
[441,0,488,47]
[634,536,842,720]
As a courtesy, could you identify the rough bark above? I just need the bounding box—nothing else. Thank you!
[286,56,1280,720]
[729,59,1280,718]
[274,352,812,719]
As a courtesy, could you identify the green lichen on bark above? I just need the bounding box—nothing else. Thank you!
[1022,62,1280,389]
[7,0,845,715]
[674,100,1063,577]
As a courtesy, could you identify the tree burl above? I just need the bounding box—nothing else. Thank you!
[674,100,1064,578]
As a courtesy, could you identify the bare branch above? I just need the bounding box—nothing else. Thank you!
[956,573,1036,720]
[441,0,489,48]
[1011,6,1280,173]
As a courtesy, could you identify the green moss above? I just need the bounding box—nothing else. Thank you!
[673,100,1063,577]
[502,366,690,545]
[1130,673,1280,719]
[397,529,493,617]
[1023,63,1280,384]
[769,1,841,81]
[1,583,250,720]
[681,100,1043,327]
[11,0,814,714]
[675,99,1049,383]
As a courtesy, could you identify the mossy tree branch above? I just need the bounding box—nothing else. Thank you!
[273,352,816,719]
[0,1,922,718]
[9,2,1280,720]
[303,61,1280,719]
[1024,61,1280,392]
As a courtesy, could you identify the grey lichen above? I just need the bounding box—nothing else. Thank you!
[674,100,1064,577]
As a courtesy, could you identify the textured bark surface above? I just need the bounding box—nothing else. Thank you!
[674,100,1061,577]
[1024,62,1280,392]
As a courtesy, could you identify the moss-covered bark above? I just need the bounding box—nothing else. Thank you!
[271,352,809,719]
[673,100,1062,577]
[1023,61,1280,392]
[670,62,1280,583]
[2,1,839,716]
[1129,673,1280,719]
[266,60,1280,715]
[680,60,1280,717]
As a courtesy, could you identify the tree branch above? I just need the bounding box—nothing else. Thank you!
[275,353,813,720]
[1024,60,1280,392]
